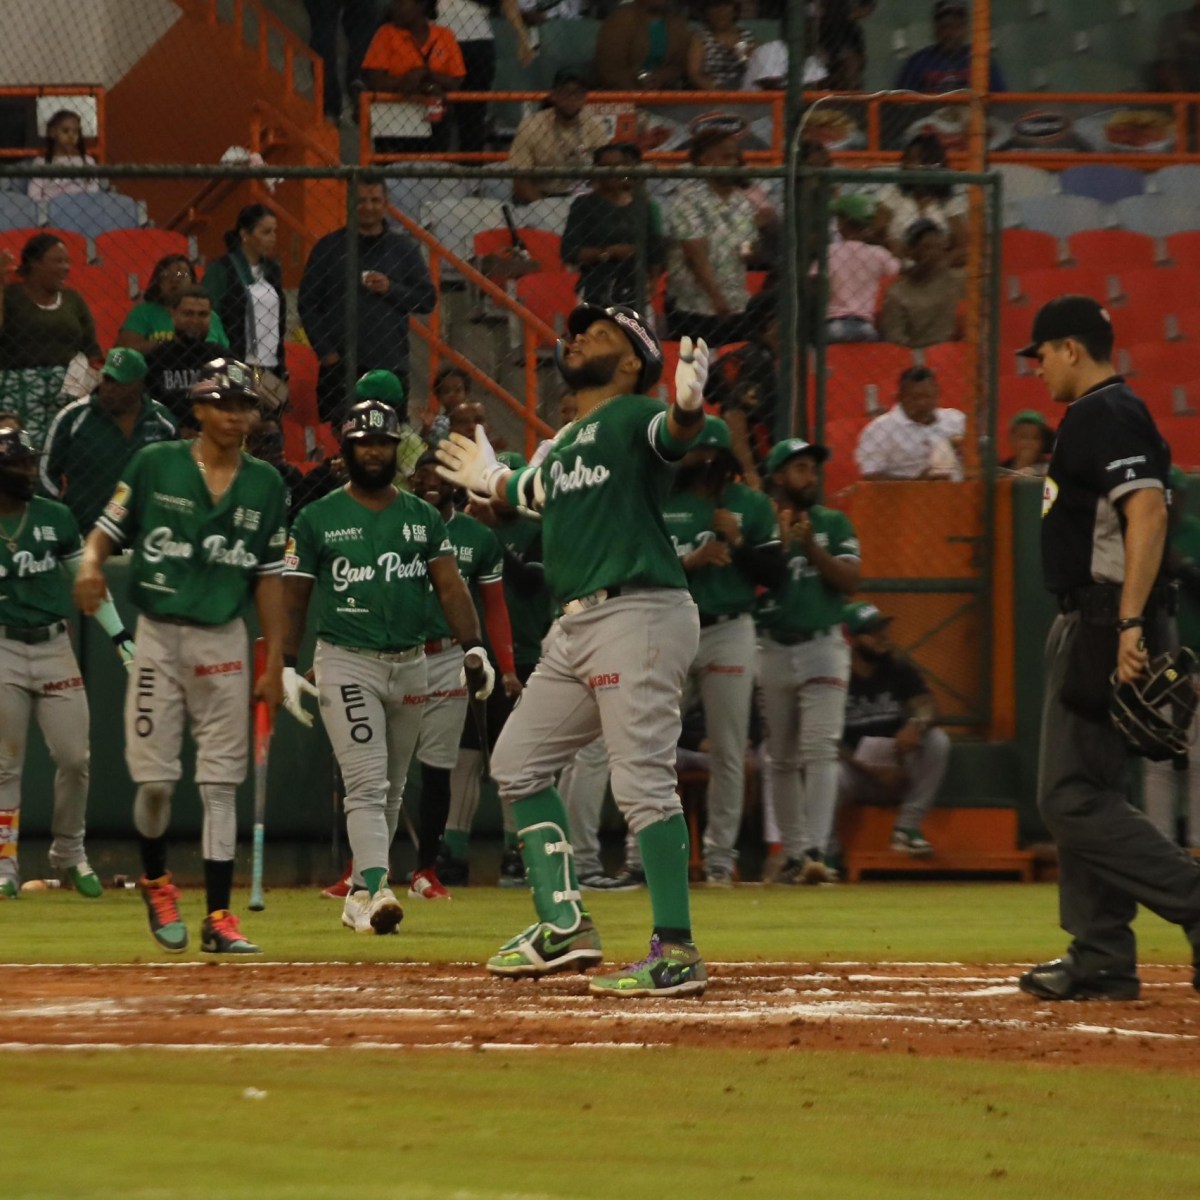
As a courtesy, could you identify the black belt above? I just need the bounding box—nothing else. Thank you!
[766,626,834,646]
[144,613,222,629]
[1057,582,1176,618]
[699,612,745,629]
[0,620,66,645]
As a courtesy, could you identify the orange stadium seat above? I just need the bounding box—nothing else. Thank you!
[1108,305,1173,347]
[1067,229,1157,273]
[1016,267,1114,312]
[658,339,681,403]
[1165,231,1200,270]
[921,342,970,395]
[472,228,561,274]
[1172,309,1200,341]
[96,228,191,288]
[823,343,914,416]
[1155,413,1200,468]
[1001,229,1059,273]
[823,414,873,497]
[1133,375,1200,419]
[1114,268,1195,318]
[514,270,579,335]
[1124,341,1200,379]
[997,375,1053,430]
[73,265,133,353]
[285,343,321,426]
[0,227,89,270]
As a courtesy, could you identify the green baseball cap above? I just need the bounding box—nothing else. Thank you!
[693,415,733,453]
[833,193,877,225]
[101,347,147,384]
[497,450,528,470]
[844,602,894,635]
[1009,409,1048,430]
[355,369,405,404]
[765,437,829,476]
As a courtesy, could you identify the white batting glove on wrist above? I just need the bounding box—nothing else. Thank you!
[674,336,710,412]
[282,666,318,728]
[460,647,496,700]
[115,633,136,674]
[436,426,509,501]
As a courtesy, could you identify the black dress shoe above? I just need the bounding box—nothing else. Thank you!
[1018,958,1140,1001]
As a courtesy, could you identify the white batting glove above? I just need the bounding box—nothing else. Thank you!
[674,336,710,411]
[460,647,496,700]
[282,666,318,728]
[436,426,509,502]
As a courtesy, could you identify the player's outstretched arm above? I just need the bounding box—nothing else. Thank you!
[62,555,136,669]
[74,527,116,616]
[665,336,710,444]
[252,574,286,713]
[279,574,319,727]
[429,557,495,700]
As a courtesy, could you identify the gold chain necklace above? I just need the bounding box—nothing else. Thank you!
[192,442,240,501]
[0,504,28,553]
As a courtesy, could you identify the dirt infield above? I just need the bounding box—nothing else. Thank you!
[2,961,1198,1069]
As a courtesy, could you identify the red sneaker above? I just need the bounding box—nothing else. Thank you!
[138,873,188,952]
[407,868,452,900]
[321,865,352,899]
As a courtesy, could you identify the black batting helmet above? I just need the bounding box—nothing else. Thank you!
[1111,647,1200,761]
[0,425,36,465]
[559,304,664,394]
[340,399,402,445]
[189,357,261,408]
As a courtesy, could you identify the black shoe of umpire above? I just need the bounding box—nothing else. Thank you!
[1018,958,1140,1002]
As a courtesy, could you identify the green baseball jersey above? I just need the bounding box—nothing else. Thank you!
[286,486,452,651]
[494,516,552,667]
[96,441,287,625]
[757,505,860,634]
[424,510,503,641]
[523,395,689,603]
[0,496,81,627]
[663,481,779,616]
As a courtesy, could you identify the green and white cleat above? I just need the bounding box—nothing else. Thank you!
[589,937,708,998]
[0,879,18,900]
[65,863,103,898]
[487,918,603,978]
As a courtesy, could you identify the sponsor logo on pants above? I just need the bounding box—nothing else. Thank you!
[194,660,244,677]
[340,684,374,743]
[42,676,83,692]
[135,667,155,737]
[588,672,621,690]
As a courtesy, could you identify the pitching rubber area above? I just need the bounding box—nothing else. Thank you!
[1,961,1198,1070]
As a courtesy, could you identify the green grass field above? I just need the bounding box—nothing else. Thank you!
[4,884,1199,1200]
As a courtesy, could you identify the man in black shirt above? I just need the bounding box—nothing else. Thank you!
[1019,294,1200,1002]
[143,286,227,435]
[246,415,305,523]
[837,602,949,857]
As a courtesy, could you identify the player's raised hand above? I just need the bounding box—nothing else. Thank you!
[674,336,710,411]
[436,426,508,501]
[281,666,318,728]
[461,647,496,700]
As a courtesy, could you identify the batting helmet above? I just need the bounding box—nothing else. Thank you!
[340,399,402,445]
[1111,647,1200,761]
[0,425,36,465]
[559,304,663,394]
[189,357,261,407]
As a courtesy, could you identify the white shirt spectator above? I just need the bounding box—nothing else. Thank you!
[27,155,100,204]
[742,41,827,90]
[874,182,967,249]
[855,404,967,481]
[518,0,586,20]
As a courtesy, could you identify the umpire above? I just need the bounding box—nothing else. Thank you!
[1020,295,1200,1001]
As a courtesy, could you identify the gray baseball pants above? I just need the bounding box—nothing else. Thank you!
[561,734,610,877]
[492,589,699,834]
[314,640,428,887]
[416,645,467,770]
[0,630,90,880]
[837,728,951,831]
[1143,705,1200,848]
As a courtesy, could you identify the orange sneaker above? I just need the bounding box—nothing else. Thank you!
[201,909,261,954]
[138,873,188,952]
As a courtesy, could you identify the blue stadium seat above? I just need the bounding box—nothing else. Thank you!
[1114,195,1200,238]
[995,165,1058,206]
[1149,165,1200,201]
[47,191,142,237]
[0,192,40,231]
[1018,194,1112,238]
[1059,165,1146,206]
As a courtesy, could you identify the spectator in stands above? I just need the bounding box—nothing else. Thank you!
[419,364,472,445]
[118,256,230,356]
[874,132,968,268]
[203,205,287,402]
[40,348,175,533]
[291,448,348,517]
[0,233,100,446]
[562,142,665,308]
[27,110,101,205]
[142,286,228,434]
[742,6,829,90]
[894,0,1006,94]
[838,601,949,857]
[999,409,1053,477]
[1150,2,1200,91]
[518,0,586,28]
[298,175,436,425]
[362,0,467,154]
[449,398,486,440]
[304,0,387,122]
[855,365,966,481]
[878,218,963,349]
[665,116,766,346]
[686,0,755,91]
[822,194,900,344]
[593,0,690,90]
[246,414,305,517]
[508,68,608,206]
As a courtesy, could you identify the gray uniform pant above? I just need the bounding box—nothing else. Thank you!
[492,589,699,835]
[1039,614,1200,975]
[1143,704,1200,848]
[416,645,466,770]
[758,631,851,859]
[837,728,951,831]
[0,630,90,880]
[686,614,757,873]
[315,640,428,885]
[561,735,610,877]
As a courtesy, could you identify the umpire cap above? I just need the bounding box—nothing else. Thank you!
[0,425,36,465]
[562,304,664,394]
[1017,295,1113,359]
[340,399,402,443]
[189,357,260,407]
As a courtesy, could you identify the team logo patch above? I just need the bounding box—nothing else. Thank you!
[104,481,132,521]
[284,535,299,571]
[588,672,621,690]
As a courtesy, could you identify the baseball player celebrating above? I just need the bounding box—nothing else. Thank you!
[74,360,288,954]
[663,415,783,885]
[282,402,493,934]
[410,450,516,901]
[757,438,860,884]
[437,304,711,998]
[0,425,135,899]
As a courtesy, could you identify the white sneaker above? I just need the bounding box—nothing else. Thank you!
[366,886,404,935]
[341,888,370,932]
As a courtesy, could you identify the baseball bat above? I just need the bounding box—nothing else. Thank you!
[464,662,493,783]
[501,203,530,258]
[249,698,271,911]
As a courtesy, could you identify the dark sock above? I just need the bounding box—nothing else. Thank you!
[419,766,451,870]
[654,926,694,946]
[204,858,235,914]
[140,836,167,881]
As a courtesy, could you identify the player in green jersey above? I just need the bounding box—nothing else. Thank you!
[75,360,289,954]
[756,438,861,885]
[662,415,783,884]
[437,304,713,997]
[0,424,135,900]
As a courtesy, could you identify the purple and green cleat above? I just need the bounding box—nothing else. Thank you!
[589,937,708,998]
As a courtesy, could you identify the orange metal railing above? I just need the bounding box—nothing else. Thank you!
[0,85,107,161]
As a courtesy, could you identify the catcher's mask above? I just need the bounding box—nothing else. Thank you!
[1110,647,1200,761]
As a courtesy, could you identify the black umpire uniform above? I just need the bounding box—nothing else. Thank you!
[1020,296,1200,1001]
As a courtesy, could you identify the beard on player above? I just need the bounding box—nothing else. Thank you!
[0,466,36,502]
[345,446,398,491]
[559,349,624,391]
[783,479,819,510]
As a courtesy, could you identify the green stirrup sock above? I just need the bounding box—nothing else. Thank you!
[637,814,693,940]
[443,829,470,860]
[362,867,388,897]
[511,787,586,930]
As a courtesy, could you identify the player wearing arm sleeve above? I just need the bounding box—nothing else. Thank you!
[282,403,491,936]
[436,304,714,998]
[73,360,288,956]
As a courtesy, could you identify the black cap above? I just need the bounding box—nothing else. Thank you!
[1017,295,1114,359]
[552,67,587,89]
[0,425,36,465]
[563,304,664,393]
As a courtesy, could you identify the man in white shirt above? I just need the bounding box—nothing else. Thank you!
[854,365,966,481]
